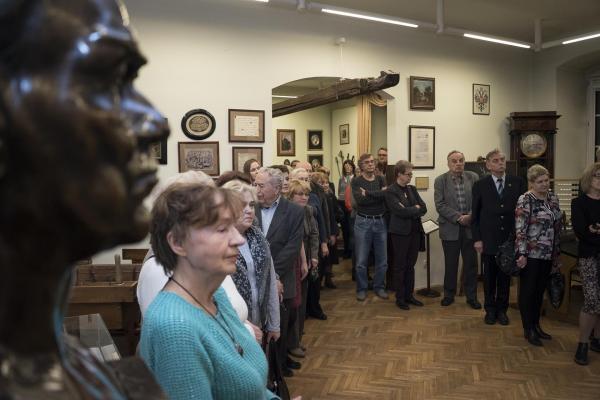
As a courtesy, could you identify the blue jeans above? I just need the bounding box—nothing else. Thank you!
[354,215,388,292]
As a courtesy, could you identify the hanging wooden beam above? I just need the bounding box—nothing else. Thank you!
[272,71,399,118]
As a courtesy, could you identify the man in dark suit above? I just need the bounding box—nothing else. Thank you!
[254,167,304,377]
[472,149,526,325]
[434,150,481,309]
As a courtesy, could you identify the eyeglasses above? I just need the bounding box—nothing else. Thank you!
[593,174,600,179]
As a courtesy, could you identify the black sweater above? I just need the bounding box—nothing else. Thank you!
[571,194,600,257]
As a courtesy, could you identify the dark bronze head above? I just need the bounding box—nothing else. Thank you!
[0,0,169,267]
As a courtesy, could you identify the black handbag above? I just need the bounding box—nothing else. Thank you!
[263,337,290,400]
[547,272,565,309]
[495,234,521,277]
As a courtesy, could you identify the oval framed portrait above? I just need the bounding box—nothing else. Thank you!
[181,109,216,140]
[520,132,547,158]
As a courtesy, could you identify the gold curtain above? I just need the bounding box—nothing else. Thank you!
[357,92,387,155]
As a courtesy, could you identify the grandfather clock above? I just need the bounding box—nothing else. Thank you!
[509,111,560,179]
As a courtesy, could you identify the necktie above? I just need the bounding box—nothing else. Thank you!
[497,178,504,195]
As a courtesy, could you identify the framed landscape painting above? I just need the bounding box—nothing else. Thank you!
[410,76,435,110]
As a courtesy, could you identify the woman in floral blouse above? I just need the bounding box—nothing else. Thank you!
[515,164,562,347]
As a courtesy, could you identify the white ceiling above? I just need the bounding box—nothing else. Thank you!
[317,0,600,43]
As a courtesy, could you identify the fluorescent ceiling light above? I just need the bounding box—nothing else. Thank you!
[464,33,530,49]
[321,8,418,28]
[562,32,600,45]
[254,0,269,2]
[272,95,298,99]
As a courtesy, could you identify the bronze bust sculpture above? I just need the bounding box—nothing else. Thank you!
[0,0,168,398]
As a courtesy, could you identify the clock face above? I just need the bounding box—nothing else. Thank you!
[520,133,547,158]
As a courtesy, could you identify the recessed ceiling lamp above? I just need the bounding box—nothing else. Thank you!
[321,8,418,28]
[272,95,298,99]
[562,32,600,45]
[463,33,530,49]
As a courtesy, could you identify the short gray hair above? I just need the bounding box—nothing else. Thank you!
[257,167,283,189]
[527,164,549,183]
[222,180,257,201]
[485,148,504,160]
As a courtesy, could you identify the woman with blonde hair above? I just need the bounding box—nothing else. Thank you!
[222,180,280,344]
[514,164,562,346]
[572,162,600,364]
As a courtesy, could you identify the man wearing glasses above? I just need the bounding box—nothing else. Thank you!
[352,153,388,301]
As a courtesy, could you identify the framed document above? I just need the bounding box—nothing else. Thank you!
[232,147,262,172]
[228,109,265,143]
[409,125,435,169]
[421,219,439,235]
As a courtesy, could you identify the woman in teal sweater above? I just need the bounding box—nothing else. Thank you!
[139,184,280,400]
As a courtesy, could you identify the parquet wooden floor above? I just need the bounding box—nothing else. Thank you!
[287,259,600,400]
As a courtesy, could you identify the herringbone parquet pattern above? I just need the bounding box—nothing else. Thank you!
[287,259,600,399]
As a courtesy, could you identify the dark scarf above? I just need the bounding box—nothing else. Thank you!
[232,225,272,328]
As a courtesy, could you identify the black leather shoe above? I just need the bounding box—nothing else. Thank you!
[395,300,410,310]
[524,328,543,346]
[496,312,510,326]
[441,297,454,306]
[282,367,294,377]
[591,337,600,352]
[325,276,337,289]
[575,342,589,365]
[286,357,301,369]
[407,296,424,306]
[534,324,552,340]
[484,312,496,325]
[466,299,482,310]
[309,312,327,320]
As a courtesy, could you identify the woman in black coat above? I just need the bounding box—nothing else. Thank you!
[385,160,427,310]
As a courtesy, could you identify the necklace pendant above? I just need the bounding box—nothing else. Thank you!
[235,343,244,357]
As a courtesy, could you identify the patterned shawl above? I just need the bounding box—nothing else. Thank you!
[232,225,272,328]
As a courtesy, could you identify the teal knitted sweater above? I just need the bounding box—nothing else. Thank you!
[140,288,279,400]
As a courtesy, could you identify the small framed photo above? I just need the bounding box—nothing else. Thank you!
[232,147,263,172]
[410,76,435,110]
[277,129,295,156]
[473,83,490,115]
[307,130,323,151]
[339,124,350,145]
[414,176,429,190]
[181,109,216,140]
[228,109,265,143]
[308,154,323,170]
[149,137,167,165]
[409,125,435,169]
[178,141,220,176]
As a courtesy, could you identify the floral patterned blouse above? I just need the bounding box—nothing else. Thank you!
[515,191,562,264]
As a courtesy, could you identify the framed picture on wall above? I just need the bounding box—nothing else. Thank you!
[232,147,262,172]
[228,109,265,142]
[178,141,220,176]
[307,130,323,150]
[339,124,350,145]
[408,125,435,169]
[308,154,323,170]
[149,137,167,165]
[473,83,490,115]
[181,109,216,140]
[410,76,435,110]
[277,129,295,156]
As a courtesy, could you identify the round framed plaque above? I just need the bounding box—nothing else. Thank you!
[181,109,216,140]
[520,132,547,158]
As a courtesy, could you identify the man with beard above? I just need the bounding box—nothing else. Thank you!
[0,1,168,397]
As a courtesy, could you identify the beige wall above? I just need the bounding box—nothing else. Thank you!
[94,0,598,288]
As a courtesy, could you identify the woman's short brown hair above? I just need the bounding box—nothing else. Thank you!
[393,160,413,177]
[150,184,242,273]
[286,179,311,199]
[310,171,327,184]
[580,162,600,194]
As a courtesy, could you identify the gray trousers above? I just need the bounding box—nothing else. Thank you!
[441,226,478,301]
